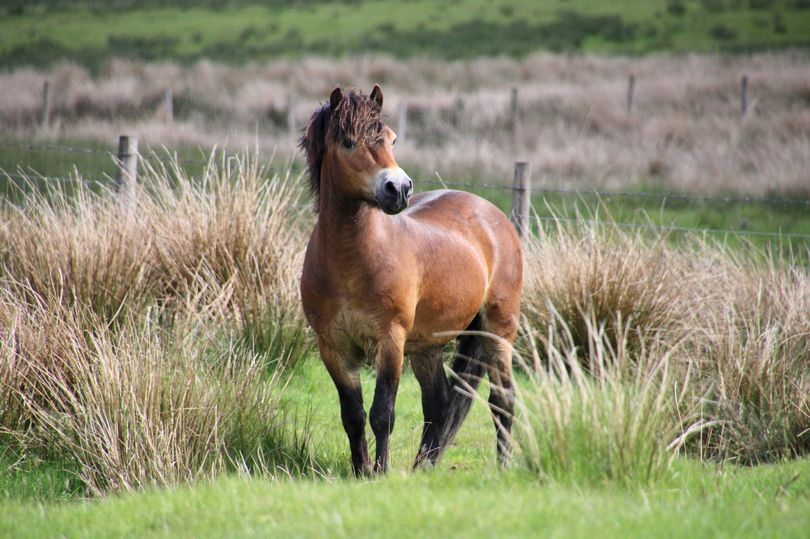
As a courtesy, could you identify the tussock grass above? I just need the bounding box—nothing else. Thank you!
[0,154,317,495]
[687,251,810,463]
[521,216,692,365]
[520,219,810,470]
[0,296,296,496]
[516,312,697,486]
[0,151,311,363]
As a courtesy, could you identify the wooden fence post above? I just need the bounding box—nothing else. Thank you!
[740,74,748,117]
[116,135,138,203]
[41,81,52,131]
[163,88,173,123]
[286,94,296,133]
[511,161,531,238]
[397,101,408,142]
[452,96,465,129]
[627,74,635,113]
[510,86,519,140]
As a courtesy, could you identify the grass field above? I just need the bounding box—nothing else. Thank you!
[2,0,810,68]
[6,462,810,538]
[2,360,810,537]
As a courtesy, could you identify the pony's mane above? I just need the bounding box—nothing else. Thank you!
[298,89,385,211]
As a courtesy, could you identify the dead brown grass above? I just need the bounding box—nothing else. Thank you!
[2,52,809,196]
[0,152,307,351]
[521,219,810,464]
[0,154,315,495]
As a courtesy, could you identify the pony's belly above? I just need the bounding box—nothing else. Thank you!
[323,301,480,357]
[403,330,460,354]
[405,251,489,353]
[405,298,484,353]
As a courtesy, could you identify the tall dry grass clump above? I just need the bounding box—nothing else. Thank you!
[0,182,155,320]
[517,219,810,476]
[520,216,695,365]
[0,152,310,363]
[140,154,310,365]
[0,293,295,496]
[0,154,316,495]
[516,312,699,486]
[686,249,810,463]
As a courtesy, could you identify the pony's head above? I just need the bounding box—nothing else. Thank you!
[299,85,412,215]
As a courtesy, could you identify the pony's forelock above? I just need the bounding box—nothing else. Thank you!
[298,89,385,212]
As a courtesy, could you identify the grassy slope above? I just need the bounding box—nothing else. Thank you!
[2,1,810,68]
[2,359,810,538]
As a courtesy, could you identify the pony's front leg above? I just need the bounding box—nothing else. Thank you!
[369,333,405,474]
[319,341,372,477]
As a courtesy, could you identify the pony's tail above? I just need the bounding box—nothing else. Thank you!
[436,315,487,457]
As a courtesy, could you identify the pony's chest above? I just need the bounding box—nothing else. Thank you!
[329,305,380,352]
[304,272,400,350]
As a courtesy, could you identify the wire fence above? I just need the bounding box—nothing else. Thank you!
[2,171,95,184]
[532,215,810,241]
[3,138,810,242]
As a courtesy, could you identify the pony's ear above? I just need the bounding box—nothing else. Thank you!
[329,86,343,111]
[370,84,383,110]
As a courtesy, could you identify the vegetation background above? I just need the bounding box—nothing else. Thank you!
[3,0,810,68]
[1,1,810,537]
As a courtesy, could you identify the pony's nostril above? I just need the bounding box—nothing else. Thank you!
[384,180,397,196]
[406,180,413,196]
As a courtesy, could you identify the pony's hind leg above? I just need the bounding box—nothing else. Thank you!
[481,304,518,466]
[412,316,488,469]
[483,337,516,466]
[318,341,372,477]
[410,346,450,468]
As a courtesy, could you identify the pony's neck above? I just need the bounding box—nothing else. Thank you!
[316,173,389,257]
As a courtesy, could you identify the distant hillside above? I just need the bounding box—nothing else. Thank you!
[2,0,810,68]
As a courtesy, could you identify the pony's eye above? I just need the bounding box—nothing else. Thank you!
[342,139,356,150]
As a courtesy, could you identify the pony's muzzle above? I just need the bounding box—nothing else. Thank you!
[375,168,413,215]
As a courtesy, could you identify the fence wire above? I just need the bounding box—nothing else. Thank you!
[419,179,810,207]
[0,140,113,156]
[532,215,810,241]
[2,171,98,184]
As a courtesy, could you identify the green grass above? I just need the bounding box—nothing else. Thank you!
[424,182,810,260]
[2,357,810,537]
[279,359,499,476]
[1,463,808,538]
[0,450,85,503]
[2,0,810,69]
[0,141,244,204]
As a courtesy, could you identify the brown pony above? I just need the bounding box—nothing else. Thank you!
[299,85,522,475]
